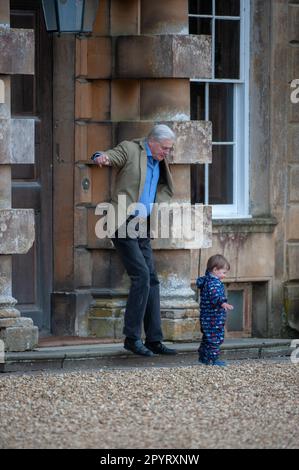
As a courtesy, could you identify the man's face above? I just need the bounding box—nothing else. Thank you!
[148,139,174,161]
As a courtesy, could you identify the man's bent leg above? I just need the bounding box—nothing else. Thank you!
[112,236,150,340]
[138,236,163,343]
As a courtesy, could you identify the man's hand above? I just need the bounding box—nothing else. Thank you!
[93,153,111,167]
[221,303,234,311]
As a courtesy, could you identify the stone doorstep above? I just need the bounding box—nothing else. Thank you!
[0,339,294,373]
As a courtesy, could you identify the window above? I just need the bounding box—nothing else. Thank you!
[189,0,250,218]
[226,283,252,338]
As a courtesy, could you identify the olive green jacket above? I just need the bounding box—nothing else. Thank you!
[105,138,174,234]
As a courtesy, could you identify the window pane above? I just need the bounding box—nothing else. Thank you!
[215,20,240,79]
[216,0,240,17]
[191,82,205,120]
[189,0,212,15]
[189,17,211,35]
[226,290,243,332]
[209,84,234,141]
[191,165,205,204]
[209,145,233,204]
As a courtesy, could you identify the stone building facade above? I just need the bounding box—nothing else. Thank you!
[0,0,298,351]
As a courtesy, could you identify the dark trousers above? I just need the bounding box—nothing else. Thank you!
[112,233,163,342]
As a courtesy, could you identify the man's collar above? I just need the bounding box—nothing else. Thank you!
[145,141,152,157]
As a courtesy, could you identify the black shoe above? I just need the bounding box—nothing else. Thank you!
[144,341,177,355]
[124,338,154,357]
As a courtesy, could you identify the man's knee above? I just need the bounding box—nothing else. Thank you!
[131,267,150,287]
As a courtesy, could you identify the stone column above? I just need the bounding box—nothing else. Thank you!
[0,1,38,351]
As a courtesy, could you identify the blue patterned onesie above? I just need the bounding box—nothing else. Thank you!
[196,271,227,363]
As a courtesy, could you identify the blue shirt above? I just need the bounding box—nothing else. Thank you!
[137,141,160,217]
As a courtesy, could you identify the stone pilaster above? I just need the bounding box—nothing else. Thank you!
[0,1,38,351]
[285,1,299,332]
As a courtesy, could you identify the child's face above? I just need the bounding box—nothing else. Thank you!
[212,267,229,280]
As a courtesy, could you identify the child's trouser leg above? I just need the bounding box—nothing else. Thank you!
[199,322,225,363]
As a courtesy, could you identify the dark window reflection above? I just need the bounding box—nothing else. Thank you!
[189,17,211,35]
[215,20,240,79]
[191,82,206,120]
[209,83,234,141]
[209,145,234,204]
[216,0,240,17]
[191,165,205,204]
[189,0,212,15]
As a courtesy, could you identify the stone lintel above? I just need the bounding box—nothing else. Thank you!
[0,209,35,254]
[0,27,34,75]
[115,34,212,79]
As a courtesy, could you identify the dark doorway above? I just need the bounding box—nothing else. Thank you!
[10,0,53,334]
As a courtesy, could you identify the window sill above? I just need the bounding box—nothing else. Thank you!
[212,217,278,234]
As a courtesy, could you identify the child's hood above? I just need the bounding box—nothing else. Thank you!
[196,270,210,289]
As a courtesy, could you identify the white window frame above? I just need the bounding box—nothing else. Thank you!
[190,0,250,219]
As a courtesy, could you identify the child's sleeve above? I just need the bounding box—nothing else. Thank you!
[208,281,227,307]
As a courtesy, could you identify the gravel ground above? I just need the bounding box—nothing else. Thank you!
[0,360,298,449]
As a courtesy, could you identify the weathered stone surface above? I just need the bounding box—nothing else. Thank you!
[151,204,212,249]
[75,122,112,162]
[0,209,35,254]
[111,80,140,121]
[76,37,112,79]
[111,0,139,36]
[0,325,38,352]
[161,318,200,341]
[289,166,299,201]
[0,295,17,307]
[0,27,34,75]
[116,35,212,79]
[88,204,212,250]
[141,0,188,35]
[0,78,4,103]
[0,118,11,162]
[76,80,110,121]
[0,76,10,118]
[287,205,299,241]
[141,79,190,121]
[11,119,35,164]
[0,0,9,25]
[289,4,299,43]
[0,118,34,164]
[116,121,212,164]
[288,124,299,163]
[88,317,116,338]
[201,231,275,280]
[288,244,299,280]
[0,317,16,327]
[0,308,20,318]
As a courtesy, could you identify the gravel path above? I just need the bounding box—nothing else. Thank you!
[0,360,298,449]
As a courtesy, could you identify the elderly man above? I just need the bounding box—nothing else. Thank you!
[92,124,177,357]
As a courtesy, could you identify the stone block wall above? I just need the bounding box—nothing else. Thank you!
[73,0,213,340]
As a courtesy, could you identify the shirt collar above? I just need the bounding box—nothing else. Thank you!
[145,141,152,157]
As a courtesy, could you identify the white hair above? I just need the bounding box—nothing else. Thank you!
[147,124,176,142]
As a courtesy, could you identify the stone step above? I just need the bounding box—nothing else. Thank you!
[0,338,293,373]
